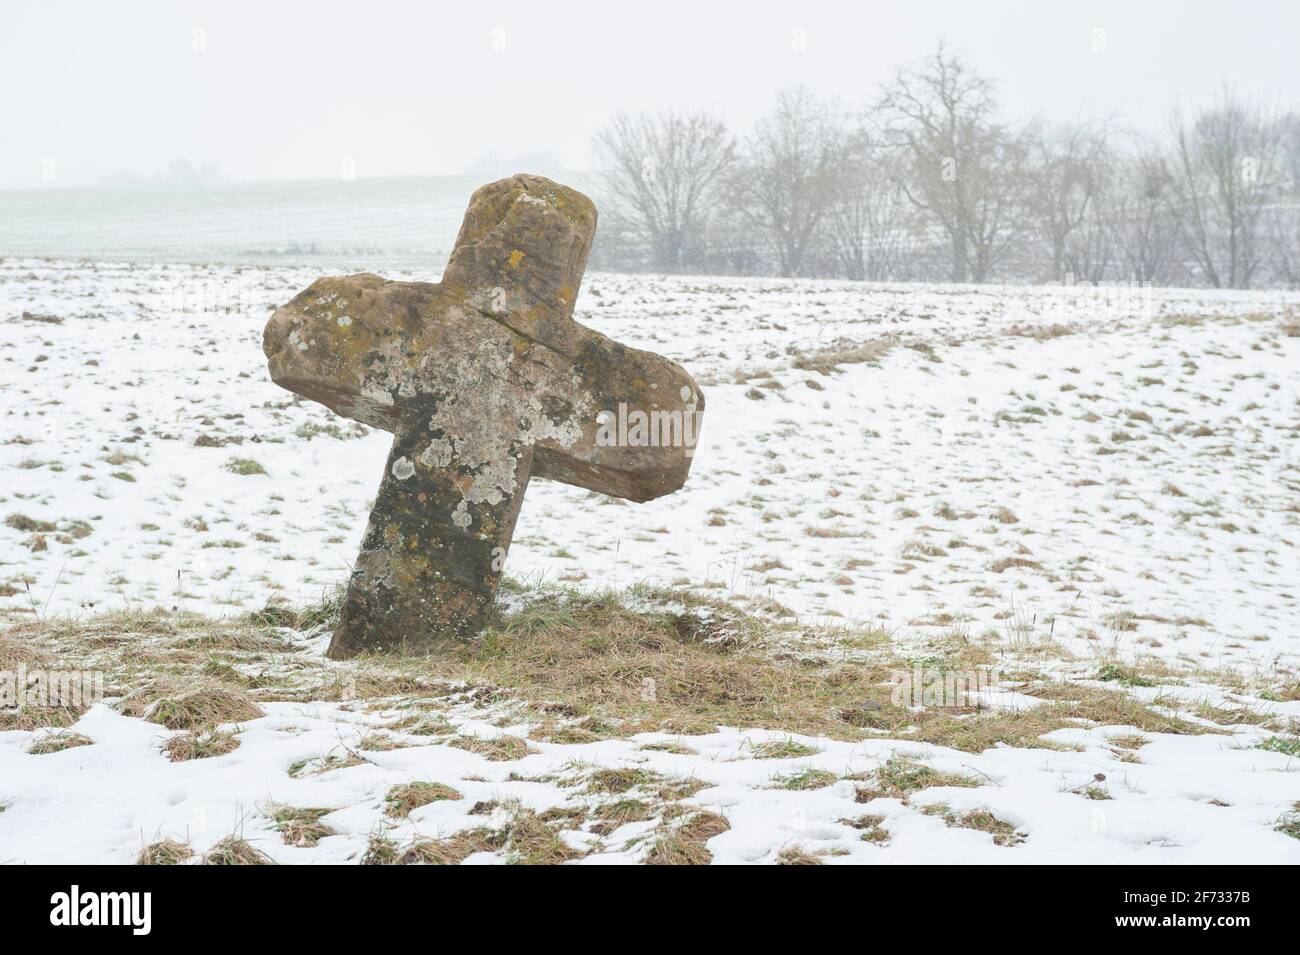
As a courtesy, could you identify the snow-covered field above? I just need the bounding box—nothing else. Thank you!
[2,256,1299,864]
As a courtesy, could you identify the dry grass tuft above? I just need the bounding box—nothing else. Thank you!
[16,609,298,661]
[645,810,731,865]
[118,677,263,730]
[1096,662,1158,687]
[990,557,1042,574]
[1007,322,1075,341]
[495,804,587,865]
[288,751,369,778]
[752,739,821,759]
[373,800,587,866]
[583,767,659,795]
[0,706,84,732]
[854,755,978,803]
[269,806,337,847]
[791,338,893,375]
[383,781,462,818]
[360,831,402,865]
[448,734,535,761]
[162,730,239,761]
[26,730,93,755]
[568,766,706,802]
[653,776,710,800]
[137,839,194,865]
[304,670,459,704]
[1191,701,1271,727]
[386,711,455,736]
[201,836,275,865]
[920,804,1026,846]
[1277,803,1300,841]
[1022,682,1212,736]
[841,813,891,843]
[592,798,658,830]
[776,845,824,865]
[842,683,1214,755]
[240,590,342,632]
[224,457,266,476]
[1075,784,1111,801]
[640,741,696,755]
[528,717,613,744]
[770,768,838,790]
[398,828,502,865]
[841,702,1064,752]
[0,626,52,670]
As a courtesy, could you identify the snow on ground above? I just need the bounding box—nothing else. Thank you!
[2,695,1298,864]
[2,257,1299,864]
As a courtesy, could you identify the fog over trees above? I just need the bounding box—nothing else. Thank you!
[590,44,1300,289]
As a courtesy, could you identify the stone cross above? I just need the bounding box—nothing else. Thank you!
[264,175,704,659]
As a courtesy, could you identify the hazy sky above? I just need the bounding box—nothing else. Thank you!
[3,0,1298,189]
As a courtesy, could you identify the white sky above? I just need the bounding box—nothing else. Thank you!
[2,0,1297,189]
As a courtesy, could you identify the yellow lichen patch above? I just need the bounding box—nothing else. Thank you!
[507,249,525,268]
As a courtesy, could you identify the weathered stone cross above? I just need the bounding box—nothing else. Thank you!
[264,175,703,659]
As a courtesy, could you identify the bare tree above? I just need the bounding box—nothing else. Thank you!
[824,141,918,280]
[1278,113,1300,197]
[585,56,1299,290]
[1264,113,1300,287]
[591,110,735,272]
[877,43,1029,282]
[1168,86,1286,288]
[1025,119,1114,281]
[728,87,848,278]
[1061,172,1119,283]
[1106,150,1180,285]
[1267,206,1300,289]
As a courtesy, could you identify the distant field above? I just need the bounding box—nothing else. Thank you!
[0,173,592,268]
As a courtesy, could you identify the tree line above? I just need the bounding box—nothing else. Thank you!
[588,44,1300,290]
